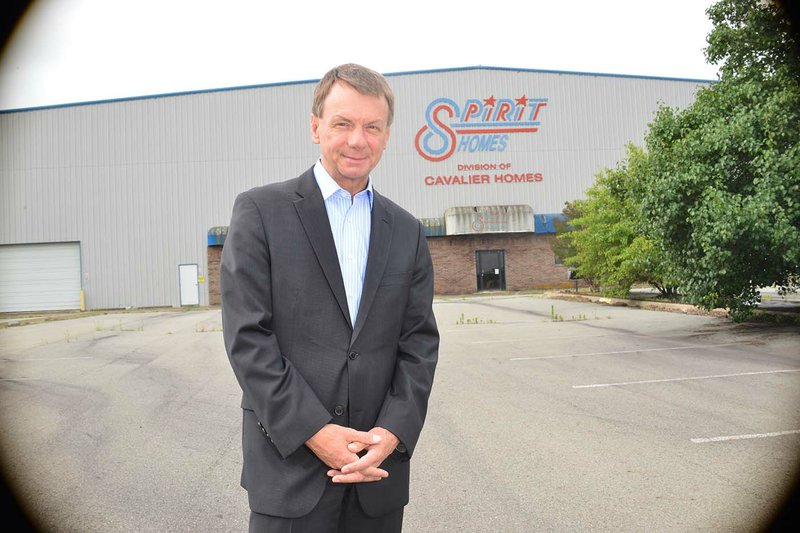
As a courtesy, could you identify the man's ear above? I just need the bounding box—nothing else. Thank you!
[310,114,320,144]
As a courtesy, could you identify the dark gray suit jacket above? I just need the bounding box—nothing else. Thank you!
[220,168,439,518]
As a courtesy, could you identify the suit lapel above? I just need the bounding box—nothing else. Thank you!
[351,191,393,346]
[292,169,351,328]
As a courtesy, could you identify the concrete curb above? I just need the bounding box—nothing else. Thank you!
[0,306,209,329]
[542,291,730,318]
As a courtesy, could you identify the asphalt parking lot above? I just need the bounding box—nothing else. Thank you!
[1,295,799,532]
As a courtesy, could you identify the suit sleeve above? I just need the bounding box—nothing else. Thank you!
[375,221,439,457]
[220,192,331,459]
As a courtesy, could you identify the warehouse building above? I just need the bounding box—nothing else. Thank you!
[0,66,709,312]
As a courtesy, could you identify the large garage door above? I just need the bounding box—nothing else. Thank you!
[0,242,82,312]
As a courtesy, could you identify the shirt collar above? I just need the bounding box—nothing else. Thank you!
[313,160,373,207]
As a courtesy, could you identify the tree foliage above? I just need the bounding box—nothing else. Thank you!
[557,146,676,298]
[640,0,800,318]
[555,0,798,318]
[705,0,799,82]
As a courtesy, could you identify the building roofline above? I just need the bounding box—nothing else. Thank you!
[0,65,717,115]
[384,65,717,84]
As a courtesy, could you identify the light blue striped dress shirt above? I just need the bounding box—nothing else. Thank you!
[313,161,373,327]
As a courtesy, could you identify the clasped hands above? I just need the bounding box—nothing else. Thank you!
[306,424,399,483]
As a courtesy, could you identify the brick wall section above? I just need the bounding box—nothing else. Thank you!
[207,246,222,306]
[427,235,476,294]
[207,232,573,304]
[427,233,573,294]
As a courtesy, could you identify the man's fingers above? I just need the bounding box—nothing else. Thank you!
[331,467,389,483]
[347,441,368,453]
[345,428,382,445]
[340,447,383,474]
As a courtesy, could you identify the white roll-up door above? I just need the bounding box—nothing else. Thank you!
[0,242,82,312]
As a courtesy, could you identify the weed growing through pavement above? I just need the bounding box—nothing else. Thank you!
[455,313,496,325]
[550,305,594,322]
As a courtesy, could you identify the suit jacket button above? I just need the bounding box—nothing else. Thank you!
[334,405,344,416]
[348,351,359,360]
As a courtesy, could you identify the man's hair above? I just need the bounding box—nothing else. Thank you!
[312,63,395,127]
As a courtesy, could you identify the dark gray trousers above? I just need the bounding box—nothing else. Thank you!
[248,482,404,533]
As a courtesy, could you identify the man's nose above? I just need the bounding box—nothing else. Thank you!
[347,127,367,148]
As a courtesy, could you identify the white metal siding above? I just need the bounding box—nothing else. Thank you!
[378,69,707,218]
[0,68,709,309]
[1,83,319,309]
[0,242,81,312]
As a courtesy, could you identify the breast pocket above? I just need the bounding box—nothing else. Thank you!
[379,270,413,287]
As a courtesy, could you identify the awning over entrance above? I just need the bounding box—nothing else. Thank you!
[443,205,534,235]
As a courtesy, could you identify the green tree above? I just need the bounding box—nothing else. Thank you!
[550,202,598,290]
[640,0,800,319]
[552,200,599,292]
[557,146,675,298]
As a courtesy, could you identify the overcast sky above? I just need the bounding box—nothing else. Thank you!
[0,0,720,111]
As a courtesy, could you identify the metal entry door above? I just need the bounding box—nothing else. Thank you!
[476,250,506,291]
[179,264,200,306]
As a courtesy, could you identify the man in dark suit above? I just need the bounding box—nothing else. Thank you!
[221,63,439,532]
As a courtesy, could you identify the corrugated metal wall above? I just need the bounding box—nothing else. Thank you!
[0,67,708,309]
[379,69,705,218]
[0,84,318,308]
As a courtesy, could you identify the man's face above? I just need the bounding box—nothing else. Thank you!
[311,82,391,188]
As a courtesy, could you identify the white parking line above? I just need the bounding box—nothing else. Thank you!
[474,333,613,344]
[0,377,41,381]
[572,368,800,389]
[475,331,716,345]
[12,356,94,362]
[510,342,747,361]
[691,429,800,443]
[442,323,540,333]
